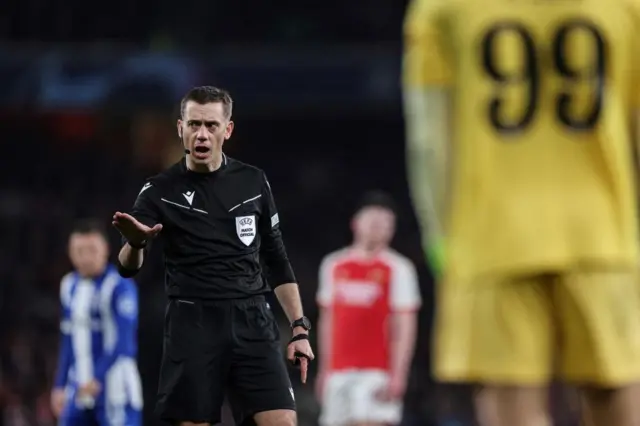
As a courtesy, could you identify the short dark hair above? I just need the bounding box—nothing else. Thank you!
[180,86,233,119]
[70,218,108,240]
[354,191,398,215]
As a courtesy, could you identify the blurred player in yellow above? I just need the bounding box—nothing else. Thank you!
[403,0,640,425]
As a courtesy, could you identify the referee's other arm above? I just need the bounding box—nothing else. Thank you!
[260,177,315,382]
[112,191,162,276]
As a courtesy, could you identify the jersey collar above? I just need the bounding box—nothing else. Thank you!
[182,153,228,175]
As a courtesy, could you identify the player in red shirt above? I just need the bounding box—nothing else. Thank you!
[315,192,422,426]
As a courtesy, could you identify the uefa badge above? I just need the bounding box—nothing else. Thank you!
[235,215,256,246]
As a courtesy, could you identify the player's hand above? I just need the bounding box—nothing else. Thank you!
[287,332,315,384]
[375,374,406,402]
[77,379,101,399]
[112,212,162,245]
[50,388,66,417]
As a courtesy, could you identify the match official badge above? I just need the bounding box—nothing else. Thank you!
[235,215,256,246]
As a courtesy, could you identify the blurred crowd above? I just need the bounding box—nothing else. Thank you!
[0,98,590,426]
[0,1,594,425]
[2,0,409,46]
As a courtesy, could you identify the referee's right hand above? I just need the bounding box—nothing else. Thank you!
[112,212,163,245]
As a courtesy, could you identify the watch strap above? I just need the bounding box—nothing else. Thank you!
[291,316,311,331]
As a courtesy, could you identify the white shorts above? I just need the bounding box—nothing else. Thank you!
[319,369,402,426]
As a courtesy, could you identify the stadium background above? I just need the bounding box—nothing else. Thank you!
[0,1,581,425]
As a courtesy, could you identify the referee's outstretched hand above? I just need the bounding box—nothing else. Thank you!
[287,334,314,384]
[112,212,163,245]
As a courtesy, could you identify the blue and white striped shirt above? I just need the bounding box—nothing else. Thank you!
[54,265,143,410]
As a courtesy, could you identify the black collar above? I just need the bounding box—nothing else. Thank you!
[181,153,228,175]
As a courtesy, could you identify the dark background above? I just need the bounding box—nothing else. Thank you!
[0,1,580,425]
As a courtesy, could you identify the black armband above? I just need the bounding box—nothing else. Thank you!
[120,234,149,250]
[116,260,141,278]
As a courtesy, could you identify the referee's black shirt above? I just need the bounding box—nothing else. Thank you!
[125,155,296,299]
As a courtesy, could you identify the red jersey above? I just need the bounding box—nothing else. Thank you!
[317,248,421,372]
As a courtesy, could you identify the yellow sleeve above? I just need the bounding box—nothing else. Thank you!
[402,0,452,249]
[627,0,640,153]
[629,0,640,109]
[402,0,452,88]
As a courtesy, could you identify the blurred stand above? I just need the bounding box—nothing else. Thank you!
[0,2,580,424]
[0,44,434,426]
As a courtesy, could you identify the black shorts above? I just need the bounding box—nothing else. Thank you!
[155,295,295,425]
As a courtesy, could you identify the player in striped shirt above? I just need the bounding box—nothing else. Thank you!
[51,219,142,426]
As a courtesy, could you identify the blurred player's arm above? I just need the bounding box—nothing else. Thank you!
[117,182,162,276]
[402,0,452,268]
[634,61,640,190]
[54,325,72,389]
[93,280,138,387]
[53,276,73,392]
[315,256,334,399]
[316,257,334,370]
[404,90,450,243]
[389,260,422,397]
[629,1,640,218]
[317,308,332,372]
[52,284,72,417]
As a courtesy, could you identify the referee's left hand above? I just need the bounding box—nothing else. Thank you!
[287,331,314,384]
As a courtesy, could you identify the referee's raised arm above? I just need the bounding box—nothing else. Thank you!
[112,182,162,277]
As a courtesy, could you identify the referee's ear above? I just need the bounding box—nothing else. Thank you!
[177,120,183,139]
[224,120,234,140]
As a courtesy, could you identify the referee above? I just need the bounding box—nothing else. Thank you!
[112,86,314,426]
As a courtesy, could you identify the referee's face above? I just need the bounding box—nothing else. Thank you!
[68,232,109,278]
[178,101,234,167]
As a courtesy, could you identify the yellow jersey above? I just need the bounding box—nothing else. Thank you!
[403,0,640,279]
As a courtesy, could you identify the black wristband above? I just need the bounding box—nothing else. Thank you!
[288,334,311,367]
[116,261,140,278]
[127,240,147,249]
[289,333,309,343]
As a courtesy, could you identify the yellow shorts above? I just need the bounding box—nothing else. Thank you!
[434,268,640,386]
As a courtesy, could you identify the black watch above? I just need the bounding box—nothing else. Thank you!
[291,316,312,331]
